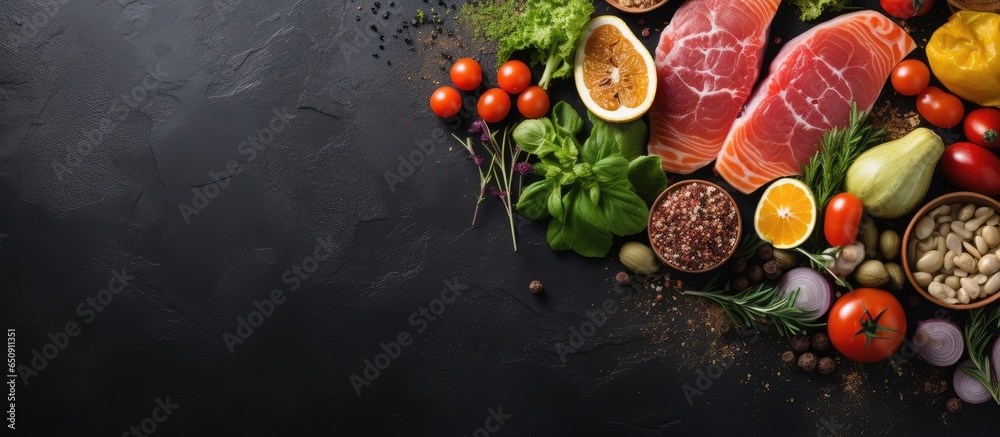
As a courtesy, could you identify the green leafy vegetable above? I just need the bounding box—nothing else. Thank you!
[461,0,594,90]
[513,101,666,257]
[963,307,1000,404]
[789,0,852,21]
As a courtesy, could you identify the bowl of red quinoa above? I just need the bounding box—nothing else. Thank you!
[648,179,742,273]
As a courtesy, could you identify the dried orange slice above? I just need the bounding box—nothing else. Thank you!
[754,178,817,249]
[574,15,656,123]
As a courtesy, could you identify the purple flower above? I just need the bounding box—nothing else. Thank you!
[490,187,501,196]
[468,120,484,133]
[514,161,532,175]
[480,130,491,142]
[514,145,520,152]
[473,155,484,166]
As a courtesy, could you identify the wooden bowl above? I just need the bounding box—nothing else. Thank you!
[902,192,1000,310]
[647,179,742,273]
[605,0,669,14]
[946,0,1000,13]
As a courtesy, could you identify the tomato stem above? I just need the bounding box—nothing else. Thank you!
[851,301,900,349]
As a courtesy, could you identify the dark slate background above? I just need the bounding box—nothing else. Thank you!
[1,0,995,435]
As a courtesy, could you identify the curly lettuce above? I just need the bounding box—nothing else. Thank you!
[790,0,851,21]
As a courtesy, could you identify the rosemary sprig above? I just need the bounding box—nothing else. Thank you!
[963,307,1000,404]
[732,231,767,262]
[683,276,826,340]
[798,102,886,210]
[795,246,852,291]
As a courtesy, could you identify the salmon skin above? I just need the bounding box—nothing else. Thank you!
[647,0,782,174]
[715,11,916,194]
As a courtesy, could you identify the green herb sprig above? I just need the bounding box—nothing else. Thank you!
[683,276,826,340]
[963,306,1000,404]
[799,102,886,212]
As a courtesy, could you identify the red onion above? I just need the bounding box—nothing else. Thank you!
[994,338,1000,382]
[776,267,831,322]
[913,319,964,367]
[954,359,993,404]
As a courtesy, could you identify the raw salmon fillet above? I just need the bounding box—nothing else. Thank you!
[716,11,915,194]
[647,0,782,174]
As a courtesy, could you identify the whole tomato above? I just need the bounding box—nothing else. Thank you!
[828,288,906,363]
[880,0,933,18]
[964,108,1000,149]
[940,142,1000,196]
[917,86,965,129]
[824,193,864,247]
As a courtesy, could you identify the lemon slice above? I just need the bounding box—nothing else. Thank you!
[754,178,817,249]
[574,15,657,123]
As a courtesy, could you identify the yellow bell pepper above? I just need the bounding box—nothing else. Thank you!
[926,11,1000,109]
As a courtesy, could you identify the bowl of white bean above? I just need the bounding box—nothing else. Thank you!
[903,192,1000,310]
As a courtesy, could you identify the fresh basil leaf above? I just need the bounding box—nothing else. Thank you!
[512,119,559,156]
[558,171,577,186]
[573,162,593,179]
[563,186,613,257]
[552,101,583,136]
[589,184,601,205]
[612,119,648,161]
[627,155,669,204]
[592,155,629,182]
[516,179,553,220]
[546,219,570,251]
[554,135,579,167]
[547,183,564,222]
[599,185,649,236]
[582,119,616,164]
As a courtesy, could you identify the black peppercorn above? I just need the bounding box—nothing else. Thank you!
[615,271,631,286]
[798,352,817,372]
[529,280,543,294]
[763,260,782,280]
[732,276,750,291]
[781,351,796,364]
[757,244,774,261]
[817,357,835,374]
[947,397,962,413]
[791,334,810,352]
[811,332,830,351]
[730,257,747,274]
[747,265,764,282]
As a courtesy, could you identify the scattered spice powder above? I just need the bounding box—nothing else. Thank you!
[649,182,739,271]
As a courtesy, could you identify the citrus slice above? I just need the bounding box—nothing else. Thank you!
[574,15,656,123]
[754,178,817,249]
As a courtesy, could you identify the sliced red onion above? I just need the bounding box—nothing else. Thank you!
[913,319,964,367]
[954,359,993,404]
[776,267,831,322]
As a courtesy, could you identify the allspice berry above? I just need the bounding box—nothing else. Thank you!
[811,332,831,351]
[791,334,810,352]
[757,244,774,261]
[615,271,631,286]
[763,260,782,280]
[732,276,750,291]
[529,280,543,294]
[817,357,836,375]
[747,264,764,282]
[781,351,796,364]
[730,257,747,274]
[947,397,962,413]
[798,352,817,372]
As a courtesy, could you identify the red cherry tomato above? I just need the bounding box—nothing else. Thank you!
[890,59,930,96]
[964,108,1000,149]
[477,88,511,123]
[497,60,532,94]
[917,86,965,129]
[828,288,906,363]
[517,86,550,119]
[450,58,482,91]
[940,142,1000,196]
[824,193,864,247]
[430,86,462,118]
[880,0,933,18]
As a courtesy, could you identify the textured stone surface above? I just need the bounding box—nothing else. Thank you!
[1,0,992,435]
